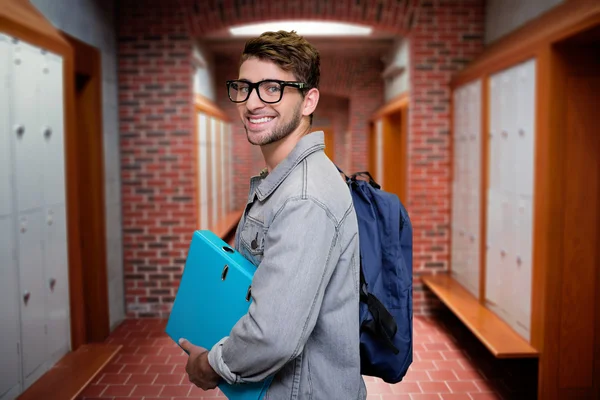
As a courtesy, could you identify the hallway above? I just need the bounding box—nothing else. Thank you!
[77,310,536,400]
[2,0,600,399]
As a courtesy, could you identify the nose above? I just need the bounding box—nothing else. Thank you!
[245,87,265,112]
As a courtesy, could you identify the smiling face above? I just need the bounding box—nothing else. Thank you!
[237,57,308,146]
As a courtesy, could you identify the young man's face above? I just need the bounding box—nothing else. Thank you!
[237,57,307,146]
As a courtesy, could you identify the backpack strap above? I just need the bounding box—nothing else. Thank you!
[351,172,381,189]
[359,260,400,355]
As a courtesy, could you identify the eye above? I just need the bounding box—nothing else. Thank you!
[264,83,281,93]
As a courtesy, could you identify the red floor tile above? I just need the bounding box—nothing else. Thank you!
[77,313,537,400]
[419,381,450,393]
[101,384,135,397]
[160,384,191,396]
[391,381,421,394]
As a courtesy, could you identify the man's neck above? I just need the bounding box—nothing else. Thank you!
[261,122,311,173]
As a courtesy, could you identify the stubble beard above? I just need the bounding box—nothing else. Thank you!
[245,102,303,146]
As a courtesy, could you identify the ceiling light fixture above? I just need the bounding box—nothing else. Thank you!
[229,20,373,37]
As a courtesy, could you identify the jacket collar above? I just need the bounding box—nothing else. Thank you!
[254,131,325,201]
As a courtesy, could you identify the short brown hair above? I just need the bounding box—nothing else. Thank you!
[240,30,320,90]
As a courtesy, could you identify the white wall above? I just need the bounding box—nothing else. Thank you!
[193,42,217,101]
[485,0,564,44]
[30,0,124,330]
[383,38,409,102]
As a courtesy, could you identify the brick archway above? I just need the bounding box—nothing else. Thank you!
[118,0,485,318]
[178,0,419,37]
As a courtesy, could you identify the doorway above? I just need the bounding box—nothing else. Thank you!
[63,33,110,343]
[369,98,409,204]
[314,125,335,161]
[545,24,600,398]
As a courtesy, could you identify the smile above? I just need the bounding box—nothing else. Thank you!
[248,116,275,124]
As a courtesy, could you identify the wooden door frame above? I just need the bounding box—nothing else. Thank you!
[62,32,110,343]
[449,1,600,398]
[312,125,335,162]
[370,92,409,202]
[0,0,89,350]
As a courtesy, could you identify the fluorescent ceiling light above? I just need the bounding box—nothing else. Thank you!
[229,21,373,37]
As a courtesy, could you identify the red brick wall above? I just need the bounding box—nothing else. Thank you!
[408,0,485,314]
[214,52,384,210]
[118,0,196,317]
[117,0,484,317]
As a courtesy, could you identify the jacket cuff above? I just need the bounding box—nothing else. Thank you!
[208,337,239,385]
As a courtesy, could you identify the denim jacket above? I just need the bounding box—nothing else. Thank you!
[208,131,367,400]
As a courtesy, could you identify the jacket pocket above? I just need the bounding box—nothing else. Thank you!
[240,216,266,265]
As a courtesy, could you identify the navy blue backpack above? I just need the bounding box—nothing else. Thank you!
[339,168,413,384]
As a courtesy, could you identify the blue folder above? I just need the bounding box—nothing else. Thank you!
[165,230,273,400]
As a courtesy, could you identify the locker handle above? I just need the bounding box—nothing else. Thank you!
[49,278,56,291]
[23,291,30,305]
[14,124,25,137]
[516,256,522,266]
[501,130,508,138]
[43,126,52,139]
[500,249,506,257]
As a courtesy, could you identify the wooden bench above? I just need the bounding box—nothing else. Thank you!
[421,274,539,359]
[17,343,121,400]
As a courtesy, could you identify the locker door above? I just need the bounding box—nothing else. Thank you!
[210,117,218,226]
[512,197,533,340]
[13,40,43,213]
[197,112,208,229]
[0,216,22,400]
[375,119,383,187]
[40,52,66,206]
[18,210,47,382]
[220,121,227,218]
[0,34,12,219]
[44,204,70,364]
[488,76,500,191]
[485,189,502,311]
[228,124,234,211]
[515,59,536,198]
[499,71,516,195]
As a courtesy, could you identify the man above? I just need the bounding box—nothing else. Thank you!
[180,30,366,400]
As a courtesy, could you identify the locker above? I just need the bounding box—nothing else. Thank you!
[485,189,501,302]
[13,41,44,213]
[40,53,66,207]
[511,196,533,340]
[375,120,383,187]
[197,113,209,229]
[18,210,47,380]
[499,71,516,195]
[2,37,71,398]
[0,35,12,218]
[210,117,218,226]
[220,121,226,218]
[44,204,70,364]
[0,216,22,400]
[226,123,233,212]
[488,76,500,191]
[515,59,536,198]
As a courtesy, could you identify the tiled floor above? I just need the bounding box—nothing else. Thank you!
[77,309,537,400]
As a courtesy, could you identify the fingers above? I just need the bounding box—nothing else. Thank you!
[179,337,192,352]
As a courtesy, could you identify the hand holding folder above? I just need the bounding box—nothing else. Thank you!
[165,230,273,400]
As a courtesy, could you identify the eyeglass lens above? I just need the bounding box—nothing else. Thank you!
[229,81,283,103]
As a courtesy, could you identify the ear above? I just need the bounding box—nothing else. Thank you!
[301,88,320,117]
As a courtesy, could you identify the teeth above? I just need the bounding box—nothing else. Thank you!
[249,117,274,124]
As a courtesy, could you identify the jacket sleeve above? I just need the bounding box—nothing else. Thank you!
[208,197,340,384]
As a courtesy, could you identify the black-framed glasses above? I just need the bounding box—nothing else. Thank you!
[226,79,307,104]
